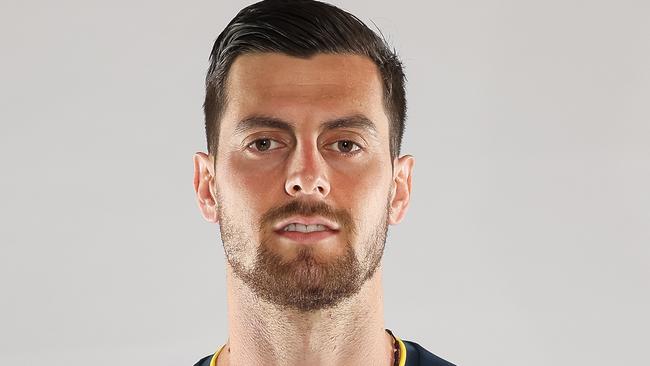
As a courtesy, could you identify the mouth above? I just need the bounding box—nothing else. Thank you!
[273,216,340,243]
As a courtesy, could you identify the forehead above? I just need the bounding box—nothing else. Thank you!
[222,53,387,132]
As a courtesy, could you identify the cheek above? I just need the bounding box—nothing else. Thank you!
[331,158,390,199]
[330,160,392,233]
[217,153,286,215]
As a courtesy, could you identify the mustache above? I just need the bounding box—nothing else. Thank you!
[259,200,355,232]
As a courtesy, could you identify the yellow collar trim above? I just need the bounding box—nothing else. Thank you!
[209,344,225,366]
[209,333,407,366]
[394,334,407,366]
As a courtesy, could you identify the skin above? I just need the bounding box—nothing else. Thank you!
[193,53,414,366]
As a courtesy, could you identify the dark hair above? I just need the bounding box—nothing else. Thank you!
[203,0,406,160]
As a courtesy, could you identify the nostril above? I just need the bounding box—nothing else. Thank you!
[293,185,301,192]
[317,186,324,193]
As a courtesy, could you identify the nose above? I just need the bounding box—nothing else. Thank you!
[285,141,331,198]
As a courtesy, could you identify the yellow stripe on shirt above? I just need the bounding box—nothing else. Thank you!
[394,334,407,366]
[209,344,225,366]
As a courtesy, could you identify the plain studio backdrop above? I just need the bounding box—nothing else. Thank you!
[1,0,648,365]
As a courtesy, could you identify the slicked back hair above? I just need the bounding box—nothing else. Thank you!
[203,0,406,161]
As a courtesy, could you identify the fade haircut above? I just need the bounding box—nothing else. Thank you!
[203,0,407,160]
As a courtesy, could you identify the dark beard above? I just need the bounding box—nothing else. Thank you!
[219,199,389,312]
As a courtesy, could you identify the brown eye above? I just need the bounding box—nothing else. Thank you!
[327,140,360,154]
[255,139,271,151]
[248,138,283,152]
[337,141,355,152]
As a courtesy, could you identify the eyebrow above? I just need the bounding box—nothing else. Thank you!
[321,115,378,136]
[234,114,378,136]
[233,116,295,135]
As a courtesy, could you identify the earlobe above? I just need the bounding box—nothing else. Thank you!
[388,155,415,225]
[193,152,220,223]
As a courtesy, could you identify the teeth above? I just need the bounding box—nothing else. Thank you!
[283,223,327,233]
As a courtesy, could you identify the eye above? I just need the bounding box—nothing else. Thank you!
[326,140,362,154]
[247,138,283,152]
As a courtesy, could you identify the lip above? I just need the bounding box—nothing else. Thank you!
[273,216,340,244]
[274,228,339,243]
[273,216,340,231]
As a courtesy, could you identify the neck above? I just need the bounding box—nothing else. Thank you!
[217,264,393,366]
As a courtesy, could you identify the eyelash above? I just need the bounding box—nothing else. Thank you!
[246,138,363,156]
[246,138,284,152]
[325,140,362,156]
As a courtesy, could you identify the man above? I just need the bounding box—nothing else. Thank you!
[192,1,454,365]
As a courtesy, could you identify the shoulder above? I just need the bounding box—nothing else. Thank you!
[403,339,456,366]
[192,354,213,366]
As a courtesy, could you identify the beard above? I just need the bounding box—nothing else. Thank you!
[217,197,389,312]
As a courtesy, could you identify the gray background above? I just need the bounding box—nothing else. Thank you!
[1,0,648,365]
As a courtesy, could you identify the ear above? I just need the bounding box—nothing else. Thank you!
[388,155,415,225]
[193,152,219,223]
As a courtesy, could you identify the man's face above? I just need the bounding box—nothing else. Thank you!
[194,53,413,311]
